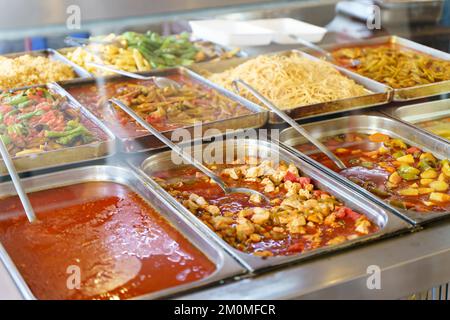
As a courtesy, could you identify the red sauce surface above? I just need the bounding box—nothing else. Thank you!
[0,182,215,300]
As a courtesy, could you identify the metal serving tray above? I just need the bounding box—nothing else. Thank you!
[58,67,268,153]
[0,165,245,300]
[279,113,450,225]
[382,99,450,144]
[192,50,393,124]
[0,83,116,176]
[131,138,410,272]
[2,49,91,88]
[318,36,450,101]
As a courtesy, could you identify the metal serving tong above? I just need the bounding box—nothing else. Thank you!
[295,38,360,68]
[232,79,347,170]
[87,62,181,89]
[64,36,124,48]
[109,98,270,203]
[0,139,37,223]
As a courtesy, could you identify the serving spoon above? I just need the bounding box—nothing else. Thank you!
[0,139,37,223]
[109,98,270,203]
[232,79,347,170]
[87,62,181,89]
[294,38,360,68]
[64,36,125,48]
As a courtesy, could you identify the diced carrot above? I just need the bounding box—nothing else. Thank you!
[369,132,390,143]
[406,147,421,154]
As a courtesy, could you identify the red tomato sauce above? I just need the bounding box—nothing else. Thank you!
[0,182,215,300]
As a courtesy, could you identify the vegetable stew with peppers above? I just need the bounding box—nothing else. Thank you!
[67,75,252,139]
[295,132,450,212]
[152,157,378,257]
[0,87,106,157]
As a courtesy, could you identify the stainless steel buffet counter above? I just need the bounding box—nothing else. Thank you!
[0,0,449,301]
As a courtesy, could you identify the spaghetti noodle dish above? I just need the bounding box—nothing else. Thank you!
[208,53,369,110]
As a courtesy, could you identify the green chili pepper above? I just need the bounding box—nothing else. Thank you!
[361,161,374,169]
[17,110,44,121]
[0,134,11,145]
[397,164,420,180]
[390,200,407,210]
[7,95,28,106]
[392,151,406,159]
[17,100,31,109]
[5,109,19,118]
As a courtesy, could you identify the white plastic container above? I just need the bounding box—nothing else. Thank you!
[189,20,274,47]
[247,18,327,44]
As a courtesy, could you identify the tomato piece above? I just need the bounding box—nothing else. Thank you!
[336,207,346,218]
[298,177,311,186]
[287,242,304,253]
[284,171,300,183]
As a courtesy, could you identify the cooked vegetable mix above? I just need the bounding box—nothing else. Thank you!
[0,87,103,157]
[68,75,252,138]
[296,132,450,212]
[153,157,378,256]
[63,32,241,75]
[332,44,450,89]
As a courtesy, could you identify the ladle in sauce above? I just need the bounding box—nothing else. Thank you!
[109,98,270,204]
[0,138,37,223]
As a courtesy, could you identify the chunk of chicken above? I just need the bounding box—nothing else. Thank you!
[211,216,234,230]
[287,215,306,234]
[206,205,220,216]
[327,235,346,246]
[236,217,255,241]
[249,193,262,204]
[251,207,270,225]
[355,218,371,234]
[189,193,208,206]
[281,195,302,209]
[222,167,240,180]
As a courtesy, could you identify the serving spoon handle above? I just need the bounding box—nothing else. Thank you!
[232,79,347,170]
[0,139,37,223]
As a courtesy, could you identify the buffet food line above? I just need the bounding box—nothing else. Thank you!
[0,28,448,300]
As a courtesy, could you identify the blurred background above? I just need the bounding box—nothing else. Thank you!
[0,0,449,53]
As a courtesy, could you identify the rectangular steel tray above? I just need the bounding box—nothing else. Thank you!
[192,49,393,124]
[381,99,450,144]
[279,113,450,225]
[1,49,91,91]
[130,138,411,272]
[0,83,116,176]
[0,165,245,300]
[58,67,268,153]
[318,36,450,101]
